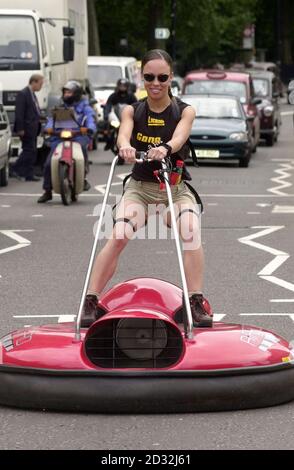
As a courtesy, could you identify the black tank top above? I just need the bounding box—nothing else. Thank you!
[130,98,191,182]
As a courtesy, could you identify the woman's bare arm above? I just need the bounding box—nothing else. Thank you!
[147,105,196,161]
[166,105,195,152]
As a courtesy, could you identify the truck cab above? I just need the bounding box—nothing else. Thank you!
[0,10,51,132]
[0,1,85,157]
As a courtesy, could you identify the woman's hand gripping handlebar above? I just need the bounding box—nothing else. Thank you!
[117,148,150,163]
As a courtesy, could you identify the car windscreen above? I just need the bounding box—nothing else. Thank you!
[185,80,247,102]
[252,78,269,97]
[0,16,39,70]
[88,65,122,89]
[184,97,243,119]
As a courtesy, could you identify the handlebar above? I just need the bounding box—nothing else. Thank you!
[135,151,149,162]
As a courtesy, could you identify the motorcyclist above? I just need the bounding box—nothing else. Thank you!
[103,78,137,150]
[38,80,97,203]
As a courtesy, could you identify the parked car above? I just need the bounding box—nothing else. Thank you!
[249,70,281,146]
[287,79,294,104]
[248,61,284,96]
[182,70,261,152]
[183,94,252,167]
[0,103,11,186]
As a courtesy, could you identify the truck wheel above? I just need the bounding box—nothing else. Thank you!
[59,164,72,206]
[0,160,9,187]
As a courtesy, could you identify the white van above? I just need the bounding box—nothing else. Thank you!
[87,56,139,120]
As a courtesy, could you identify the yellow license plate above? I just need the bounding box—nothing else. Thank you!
[195,149,220,158]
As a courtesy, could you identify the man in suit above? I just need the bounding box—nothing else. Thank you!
[11,74,44,181]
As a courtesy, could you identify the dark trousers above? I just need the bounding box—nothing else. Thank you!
[13,132,38,179]
[43,136,89,191]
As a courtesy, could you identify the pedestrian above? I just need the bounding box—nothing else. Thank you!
[11,74,44,181]
[81,49,213,329]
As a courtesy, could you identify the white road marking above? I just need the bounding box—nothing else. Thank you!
[31,214,44,217]
[1,192,294,199]
[214,314,226,321]
[281,111,294,116]
[0,229,33,255]
[201,194,294,197]
[268,162,294,195]
[207,203,218,206]
[240,313,294,322]
[14,315,62,318]
[247,211,260,215]
[259,275,294,292]
[1,205,10,208]
[58,315,76,323]
[258,254,289,276]
[0,192,104,198]
[117,172,130,180]
[271,158,294,162]
[239,226,286,256]
[94,171,128,195]
[256,203,271,207]
[239,226,294,294]
[14,314,75,323]
[270,299,294,303]
[272,205,294,213]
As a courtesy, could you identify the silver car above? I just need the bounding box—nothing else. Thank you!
[0,104,11,186]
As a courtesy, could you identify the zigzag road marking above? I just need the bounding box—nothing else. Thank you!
[94,172,129,195]
[239,225,294,292]
[268,162,294,195]
[0,230,34,255]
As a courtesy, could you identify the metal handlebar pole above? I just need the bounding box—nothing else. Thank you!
[161,159,194,339]
[75,155,119,340]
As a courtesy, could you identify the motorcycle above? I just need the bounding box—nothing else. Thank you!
[47,107,87,206]
[105,104,126,165]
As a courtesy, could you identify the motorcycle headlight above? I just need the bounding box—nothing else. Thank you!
[263,105,274,117]
[60,130,73,139]
[110,120,120,129]
[229,132,247,141]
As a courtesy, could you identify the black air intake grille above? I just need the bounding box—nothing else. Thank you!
[85,318,183,368]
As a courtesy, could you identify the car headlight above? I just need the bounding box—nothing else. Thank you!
[229,132,248,141]
[263,105,274,117]
[110,120,120,128]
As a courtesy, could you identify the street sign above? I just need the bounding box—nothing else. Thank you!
[155,28,170,40]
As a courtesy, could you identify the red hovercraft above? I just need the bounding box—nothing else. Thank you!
[0,154,294,413]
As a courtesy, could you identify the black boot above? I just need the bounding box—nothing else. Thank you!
[83,179,91,191]
[37,191,52,203]
[189,293,213,327]
[81,294,106,328]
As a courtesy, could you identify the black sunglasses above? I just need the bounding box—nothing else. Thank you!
[143,73,170,83]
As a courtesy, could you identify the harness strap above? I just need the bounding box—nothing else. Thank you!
[184,182,204,213]
[176,208,199,221]
[113,217,136,232]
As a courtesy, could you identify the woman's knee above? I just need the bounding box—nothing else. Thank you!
[179,216,202,249]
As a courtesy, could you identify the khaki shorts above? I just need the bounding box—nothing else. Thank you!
[118,177,200,215]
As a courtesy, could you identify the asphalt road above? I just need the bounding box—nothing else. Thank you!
[0,103,294,450]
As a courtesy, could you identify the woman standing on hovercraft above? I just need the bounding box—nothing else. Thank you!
[82,49,212,328]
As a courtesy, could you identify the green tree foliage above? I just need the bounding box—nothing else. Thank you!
[95,0,293,72]
[174,0,257,70]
